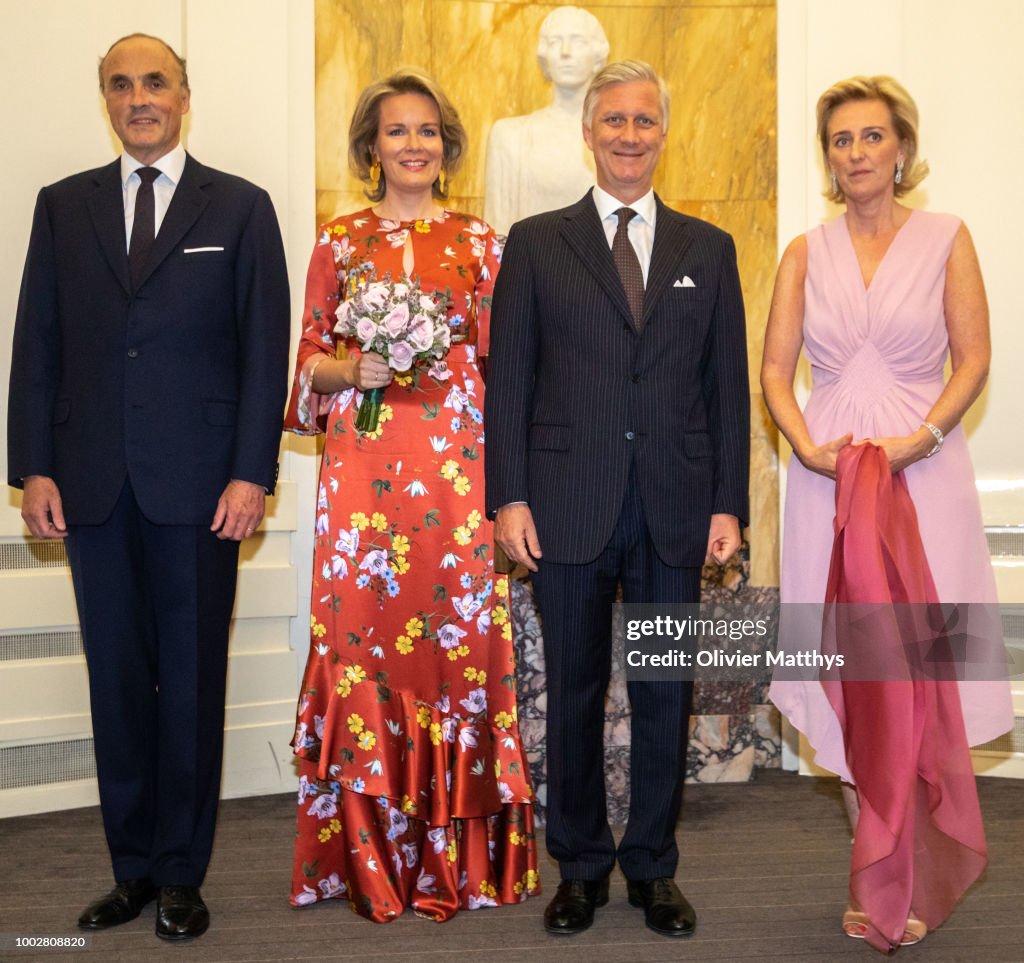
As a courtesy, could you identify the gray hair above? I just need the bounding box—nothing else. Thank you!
[583,60,670,132]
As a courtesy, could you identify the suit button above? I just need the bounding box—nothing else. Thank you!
[623,324,631,333]
[127,349,139,358]
[631,373,641,384]
[625,431,635,441]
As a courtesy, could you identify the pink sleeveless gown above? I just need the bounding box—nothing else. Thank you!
[770,209,1012,781]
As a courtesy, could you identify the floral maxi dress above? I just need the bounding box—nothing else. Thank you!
[285,209,539,921]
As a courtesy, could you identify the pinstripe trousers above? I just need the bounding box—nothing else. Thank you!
[531,468,700,882]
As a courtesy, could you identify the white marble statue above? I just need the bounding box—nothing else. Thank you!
[484,6,610,235]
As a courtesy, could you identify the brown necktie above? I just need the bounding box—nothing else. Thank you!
[128,167,160,291]
[613,206,644,325]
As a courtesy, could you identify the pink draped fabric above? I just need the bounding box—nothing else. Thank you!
[824,444,987,952]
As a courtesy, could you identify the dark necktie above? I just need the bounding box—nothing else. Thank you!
[128,167,160,291]
[613,206,644,325]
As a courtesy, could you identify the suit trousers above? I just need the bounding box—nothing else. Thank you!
[531,470,700,882]
[64,478,239,886]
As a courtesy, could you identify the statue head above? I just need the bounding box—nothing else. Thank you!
[536,6,609,92]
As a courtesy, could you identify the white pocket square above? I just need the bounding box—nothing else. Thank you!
[183,246,225,253]
[674,276,696,288]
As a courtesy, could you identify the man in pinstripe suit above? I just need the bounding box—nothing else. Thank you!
[485,60,749,938]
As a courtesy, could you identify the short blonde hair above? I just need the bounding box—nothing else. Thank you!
[348,69,467,203]
[816,75,928,202]
[583,60,670,133]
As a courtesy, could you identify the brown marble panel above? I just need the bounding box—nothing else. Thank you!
[662,5,776,201]
[315,0,433,200]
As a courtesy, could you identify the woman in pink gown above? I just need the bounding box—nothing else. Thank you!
[761,76,1012,952]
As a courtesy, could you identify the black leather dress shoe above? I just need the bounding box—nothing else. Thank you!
[155,886,210,941]
[77,879,157,930]
[543,878,610,935]
[627,877,696,937]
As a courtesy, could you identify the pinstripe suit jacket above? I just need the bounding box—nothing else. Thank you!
[484,190,749,567]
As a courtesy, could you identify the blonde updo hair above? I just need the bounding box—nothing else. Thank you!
[348,68,467,203]
[816,75,929,203]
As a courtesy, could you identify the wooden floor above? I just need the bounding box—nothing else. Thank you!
[1,770,1021,962]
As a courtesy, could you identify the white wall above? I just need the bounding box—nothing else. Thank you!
[0,0,317,815]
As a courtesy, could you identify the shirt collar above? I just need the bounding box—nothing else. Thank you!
[120,142,187,187]
[592,185,657,228]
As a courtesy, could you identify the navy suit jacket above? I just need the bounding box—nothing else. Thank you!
[7,154,290,525]
[484,191,750,567]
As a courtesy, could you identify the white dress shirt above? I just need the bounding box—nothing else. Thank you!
[592,185,657,285]
[120,142,187,249]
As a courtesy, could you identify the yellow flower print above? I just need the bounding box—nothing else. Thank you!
[413,220,431,234]
[394,373,413,387]
[391,534,410,555]
[440,459,460,480]
[453,476,471,496]
[311,615,327,638]
[335,678,352,697]
[512,705,518,722]
[350,512,369,531]
[429,722,443,746]
[501,622,512,641]
[446,650,459,662]
[395,635,414,655]
[370,512,388,532]
[347,713,365,734]
[494,759,501,778]
[526,869,540,890]
[405,617,424,638]
[390,556,410,576]
[329,819,342,834]
[453,526,472,546]
[447,839,458,863]
[514,881,524,895]
[480,880,497,898]
[492,604,508,626]
[495,577,509,598]
[464,667,478,681]
[345,664,367,683]
[466,509,482,531]
[477,670,487,685]
[328,224,348,237]
[494,711,513,731]
[400,794,416,814]
[456,644,469,657]
[318,827,332,843]
[416,706,431,729]
[509,830,521,845]
[358,730,377,750]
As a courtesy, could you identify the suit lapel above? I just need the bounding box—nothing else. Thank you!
[87,160,132,295]
[134,154,211,291]
[558,193,638,330]
[643,198,695,324]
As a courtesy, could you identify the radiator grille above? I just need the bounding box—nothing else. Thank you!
[0,738,95,790]
[986,527,1024,557]
[0,629,83,662]
[0,540,69,570]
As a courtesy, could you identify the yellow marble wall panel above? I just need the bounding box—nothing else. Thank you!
[749,397,779,586]
[662,5,776,201]
[315,0,432,201]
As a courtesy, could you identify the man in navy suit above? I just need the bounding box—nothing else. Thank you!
[485,60,749,938]
[6,34,289,941]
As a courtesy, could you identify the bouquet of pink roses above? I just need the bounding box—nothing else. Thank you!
[335,272,451,432]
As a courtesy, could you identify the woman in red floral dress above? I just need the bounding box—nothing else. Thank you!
[284,69,538,922]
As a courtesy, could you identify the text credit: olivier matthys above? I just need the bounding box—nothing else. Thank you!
[624,615,846,670]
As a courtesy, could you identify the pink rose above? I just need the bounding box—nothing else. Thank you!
[389,340,414,371]
[356,316,377,344]
[408,316,433,352]
[360,282,387,310]
[383,302,410,338]
[419,294,438,312]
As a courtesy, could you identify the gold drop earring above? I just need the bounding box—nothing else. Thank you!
[369,155,381,191]
[438,168,447,195]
